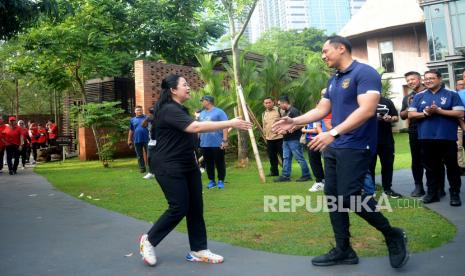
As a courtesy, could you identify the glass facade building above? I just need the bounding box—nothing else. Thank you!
[308,0,351,35]
[421,0,465,89]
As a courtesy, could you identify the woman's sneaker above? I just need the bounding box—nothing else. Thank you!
[186,249,224,264]
[143,173,155,179]
[309,182,324,192]
[139,234,157,266]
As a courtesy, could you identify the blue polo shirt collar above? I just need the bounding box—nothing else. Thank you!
[336,60,358,75]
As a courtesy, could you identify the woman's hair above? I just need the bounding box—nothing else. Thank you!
[153,74,181,119]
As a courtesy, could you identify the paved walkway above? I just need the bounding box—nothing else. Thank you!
[0,168,464,276]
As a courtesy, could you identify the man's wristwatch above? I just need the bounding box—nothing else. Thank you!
[329,129,340,139]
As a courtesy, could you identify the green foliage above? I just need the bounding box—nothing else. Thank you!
[71,101,129,167]
[258,53,291,100]
[0,0,74,40]
[248,28,327,64]
[285,53,330,112]
[377,67,394,98]
[188,53,236,115]
[2,0,225,105]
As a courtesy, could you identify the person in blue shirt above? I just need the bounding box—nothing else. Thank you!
[128,106,149,173]
[408,70,463,206]
[198,95,229,189]
[456,78,465,172]
[272,36,408,269]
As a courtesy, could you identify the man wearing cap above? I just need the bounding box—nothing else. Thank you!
[198,95,229,189]
[1,117,24,175]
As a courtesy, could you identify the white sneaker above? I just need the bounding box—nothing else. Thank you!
[186,249,224,264]
[143,173,155,179]
[309,182,324,192]
[139,234,157,266]
[200,168,205,173]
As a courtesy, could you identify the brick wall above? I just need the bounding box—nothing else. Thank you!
[78,127,134,161]
[134,60,205,113]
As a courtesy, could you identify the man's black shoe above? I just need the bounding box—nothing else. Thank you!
[296,176,312,182]
[422,194,439,204]
[8,170,13,175]
[274,176,291,182]
[267,173,279,177]
[450,192,462,207]
[311,247,359,266]
[385,227,409,268]
[439,189,446,198]
[384,189,402,198]
[410,185,425,197]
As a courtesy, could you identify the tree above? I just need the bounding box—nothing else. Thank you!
[0,0,73,40]
[248,28,327,64]
[218,0,266,182]
[11,0,134,102]
[258,53,291,100]
[286,53,330,112]
[71,101,129,167]
[129,0,225,64]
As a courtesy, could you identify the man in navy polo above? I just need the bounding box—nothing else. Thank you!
[272,35,408,268]
[408,70,463,206]
[128,106,149,173]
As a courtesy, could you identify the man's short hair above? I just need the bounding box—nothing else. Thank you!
[135,105,143,110]
[279,95,290,103]
[326,35,352,54]
[404,71,421,78]
[263,96,273,102]
[424,70,442,78]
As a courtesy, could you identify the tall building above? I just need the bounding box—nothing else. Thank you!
[308,0,351,35]
[349,0,367,16]
[248,0,358,42]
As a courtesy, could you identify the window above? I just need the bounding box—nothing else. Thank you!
[379,41,395,73]
[450,0,465,51]
[424,4,449,61]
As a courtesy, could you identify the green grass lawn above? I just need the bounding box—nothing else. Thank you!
[35,133,456,256]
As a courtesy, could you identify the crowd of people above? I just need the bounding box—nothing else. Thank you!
[125,35,465,269]
[0,118,58,175]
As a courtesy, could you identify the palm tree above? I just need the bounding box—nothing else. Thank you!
[259,53,291,100]
[286,53,329,112]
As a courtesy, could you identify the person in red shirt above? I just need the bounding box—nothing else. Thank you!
[37,124,48,146]
[1,116,23,175]
[0,118,6,173]
[17,120,31,169]
[47,119,58,146]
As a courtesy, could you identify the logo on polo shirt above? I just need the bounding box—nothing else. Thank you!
[342,78,351,89]
[441,97,447,105]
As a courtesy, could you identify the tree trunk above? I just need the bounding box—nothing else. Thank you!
[232,51,249,167]
[224,0,265,182]
[90,124,104,166]
[15,79,19,118]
